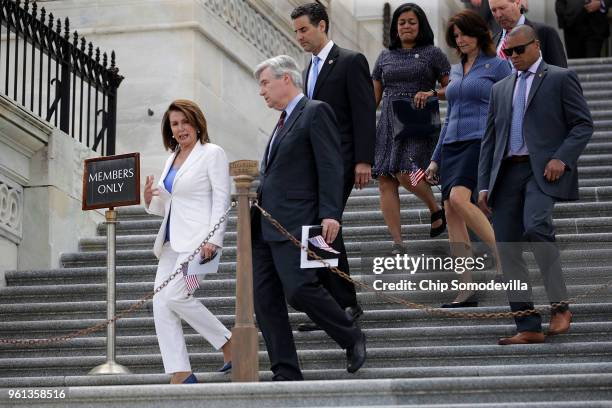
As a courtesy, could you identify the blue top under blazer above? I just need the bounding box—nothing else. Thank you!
[432,52,511,163]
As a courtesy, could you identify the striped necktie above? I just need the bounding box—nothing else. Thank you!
[509,71,532,154]
[498,34,508,60]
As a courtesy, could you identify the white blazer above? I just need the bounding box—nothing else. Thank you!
[145,142,230,260]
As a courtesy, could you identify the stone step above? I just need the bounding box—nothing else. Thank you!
[0,278,610,312]
[575,72,612,83]
[2,342,612,377]
[2,363,612,392]
[583,89,612,101]
[1,375,612,407]
[79,217,612,251]
[2,303,610,338]
[2,322,611,358]
[5,263,612,291]
[593,119,612,130]
[57,237,612,270]
[587,100,612,111]
[584,142,612,154]
[569,57,612,66]
[96,201,612,237]
[582,81,612,91]
[110,183,612,225]
[591,110,612,120]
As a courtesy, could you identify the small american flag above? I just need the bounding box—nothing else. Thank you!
[308,235,341,254]
[184,273,200,294]
[410,168,426,187]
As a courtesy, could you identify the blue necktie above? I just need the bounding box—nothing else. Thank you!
[509,71,531,154]
[307,56,320,99]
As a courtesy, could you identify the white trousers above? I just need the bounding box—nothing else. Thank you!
[153,242,231,373]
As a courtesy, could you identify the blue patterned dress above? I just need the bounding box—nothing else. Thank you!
[372,45,451,178]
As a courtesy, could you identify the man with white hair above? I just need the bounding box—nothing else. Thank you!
[251,55,367,381]
[489,0,567,67]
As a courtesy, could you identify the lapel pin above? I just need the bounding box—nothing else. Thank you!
[415,54,420,59]
[328,59,334,64]
[539,73,543,77]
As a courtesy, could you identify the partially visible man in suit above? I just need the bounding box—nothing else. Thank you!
[290,2,376,330]
[556,0,611,59]
[489,0,568,67]
[462,0,499,31]
[252,55,366,380]
[478,25,593,344]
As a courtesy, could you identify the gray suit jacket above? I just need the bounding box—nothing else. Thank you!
[478,61,593,204]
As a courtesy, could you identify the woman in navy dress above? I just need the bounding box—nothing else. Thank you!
[427,10,511,306]
[372,3,451,254]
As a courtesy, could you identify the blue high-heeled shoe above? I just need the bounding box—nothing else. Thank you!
[182,373,198,383]
[218,361,232,373]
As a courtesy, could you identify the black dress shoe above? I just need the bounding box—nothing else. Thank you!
[346,332,366,373]
[297,322,321,332]
[272,373,300,381]
[345,305,363,322]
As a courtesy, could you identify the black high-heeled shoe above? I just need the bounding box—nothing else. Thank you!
[441,294,478,308]
[430,209,446,238]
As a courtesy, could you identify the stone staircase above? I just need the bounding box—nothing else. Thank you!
[1,58,612,407]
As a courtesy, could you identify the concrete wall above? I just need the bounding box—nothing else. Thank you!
[36,0,308,184]
[0,94,102,285]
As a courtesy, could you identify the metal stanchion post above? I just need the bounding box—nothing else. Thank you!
[89,208,131,375]
[229,160,259,382]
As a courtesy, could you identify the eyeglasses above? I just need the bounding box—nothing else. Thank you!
[502,39,535,57]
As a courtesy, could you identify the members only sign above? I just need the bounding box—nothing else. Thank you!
[83,153,140,210]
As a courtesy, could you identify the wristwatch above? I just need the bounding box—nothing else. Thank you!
[430,89,438,97]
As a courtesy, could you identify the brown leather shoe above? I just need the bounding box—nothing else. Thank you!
[547,310,572,335]
[498,331,545,345]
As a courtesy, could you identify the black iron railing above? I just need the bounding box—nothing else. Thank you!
[0,0,123,155]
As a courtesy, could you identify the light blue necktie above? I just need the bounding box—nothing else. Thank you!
[509,71,531,154]
[307,56,320,99]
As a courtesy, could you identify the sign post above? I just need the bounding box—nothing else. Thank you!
[83,153,140,375]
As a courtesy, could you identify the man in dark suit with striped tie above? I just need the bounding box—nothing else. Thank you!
[489,0,568,67]
[251,55,366,381]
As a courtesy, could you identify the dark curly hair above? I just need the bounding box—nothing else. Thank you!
[445,9,495,60]
[291,2,329,34]
[389,3,434,50]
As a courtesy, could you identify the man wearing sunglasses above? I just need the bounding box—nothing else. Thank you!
[490,0,567,68]
[478,25,593,345]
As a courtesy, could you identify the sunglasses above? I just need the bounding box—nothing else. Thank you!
[502,39,535,57]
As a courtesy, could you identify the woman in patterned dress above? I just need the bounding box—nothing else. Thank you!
[372,3,451,253]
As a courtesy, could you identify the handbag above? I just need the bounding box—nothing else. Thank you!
[391,97,441,142]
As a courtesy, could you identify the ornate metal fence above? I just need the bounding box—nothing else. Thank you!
[0,0,123,155]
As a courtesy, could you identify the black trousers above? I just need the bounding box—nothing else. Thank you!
[491,161,568,332]
[564,29,604,59]
[316,158,359,309]
[252,227,360,380]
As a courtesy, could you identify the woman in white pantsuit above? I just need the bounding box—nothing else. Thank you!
[144,99,232,384]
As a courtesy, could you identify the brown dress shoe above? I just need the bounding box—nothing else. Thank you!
[498,331,545,345]
[547,310,572,335]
